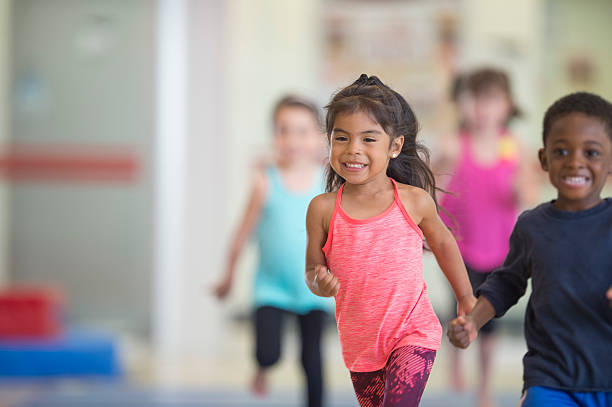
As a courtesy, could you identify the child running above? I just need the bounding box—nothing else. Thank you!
[214,95,332,407]
[438,68,538,407]
[305,74,476,406]
[448,92,612,406]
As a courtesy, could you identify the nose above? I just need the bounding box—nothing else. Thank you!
[564,150,585,169]
[347,138,362,155]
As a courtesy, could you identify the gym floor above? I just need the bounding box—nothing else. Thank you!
[0,323,526,407]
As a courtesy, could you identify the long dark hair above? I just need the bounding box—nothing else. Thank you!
[324,74,440,208]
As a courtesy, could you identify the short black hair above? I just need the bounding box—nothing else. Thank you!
[542,92,612,144]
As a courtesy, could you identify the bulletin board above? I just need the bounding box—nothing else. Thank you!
[320,0,462,143]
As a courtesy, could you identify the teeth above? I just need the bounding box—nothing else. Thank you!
[563,176,587,185]
[346,163,365,168]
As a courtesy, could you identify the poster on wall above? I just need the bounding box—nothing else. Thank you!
[321,0,462,144]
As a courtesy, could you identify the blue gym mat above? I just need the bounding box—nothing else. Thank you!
[0,329,121,377]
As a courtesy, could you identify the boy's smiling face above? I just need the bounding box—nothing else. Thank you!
[539,112,612,212]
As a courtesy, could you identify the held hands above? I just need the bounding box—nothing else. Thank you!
[448,315,478,349]
[457,294,477,317]
[448,294,478,349]
[449,296,496,349]
[313,264,340,297]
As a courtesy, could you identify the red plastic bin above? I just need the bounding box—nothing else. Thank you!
[0,286,64,338]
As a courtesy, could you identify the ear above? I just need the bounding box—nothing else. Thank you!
[538,148,548,172]
[390,136,404,158]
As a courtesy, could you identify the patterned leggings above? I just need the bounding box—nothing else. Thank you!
[350,345,436,407]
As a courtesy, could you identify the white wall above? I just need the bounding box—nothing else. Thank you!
[153,0,230,360]
[153,0,188,357]
[541,0,612,102]
[153,0,326,361]
[458,0,542,148]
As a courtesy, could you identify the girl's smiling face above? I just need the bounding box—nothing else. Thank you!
[539,112,612,211]
[329,111,403,186]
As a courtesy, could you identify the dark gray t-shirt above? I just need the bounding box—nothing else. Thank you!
[477,198,612,392]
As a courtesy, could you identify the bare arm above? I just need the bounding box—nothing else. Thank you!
[213,171,267,299]
[305,194,339,297]
[413,189,475,315]
[466,296,496,329]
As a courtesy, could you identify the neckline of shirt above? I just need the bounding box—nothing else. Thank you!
[543,198,610,220]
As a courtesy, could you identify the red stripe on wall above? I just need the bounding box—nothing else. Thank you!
[0,145,140,182]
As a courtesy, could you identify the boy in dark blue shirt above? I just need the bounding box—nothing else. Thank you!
[448,92,612,406]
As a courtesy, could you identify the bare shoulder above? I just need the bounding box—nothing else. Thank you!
[308,192,336,215]
[395,183,436,221]
[250,167,269,198]
[252,167,267,186]
[396,183,433,205]
[308,192,336,231]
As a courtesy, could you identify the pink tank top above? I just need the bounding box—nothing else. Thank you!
[440,132,519,271]
[323,179,442,372]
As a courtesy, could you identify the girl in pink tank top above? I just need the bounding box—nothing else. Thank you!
[305,75,476,407]
[437,69,539,407]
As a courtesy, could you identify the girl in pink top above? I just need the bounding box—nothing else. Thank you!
[305,74,476,407]
[437,69,538,407]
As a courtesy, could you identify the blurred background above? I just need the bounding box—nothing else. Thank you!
[0,0,611,406]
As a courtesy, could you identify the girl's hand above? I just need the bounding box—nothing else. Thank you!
[313,264,340,297]
[607,286,612,308]
[457,294,477,317]
[213,277,233,300]
[448,315,478,349]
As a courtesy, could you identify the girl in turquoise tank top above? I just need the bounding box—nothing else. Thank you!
[213,96,332,407]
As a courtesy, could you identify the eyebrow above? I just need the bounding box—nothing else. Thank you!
[583,140,605,147]
[332,128,382,135]
[551,138,605,147]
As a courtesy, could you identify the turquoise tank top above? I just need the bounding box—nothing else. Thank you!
[253,166,332,314]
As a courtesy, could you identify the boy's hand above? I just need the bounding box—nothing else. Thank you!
[448,315,478,349]
[607,286,612,307]
[314,265,340,297]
